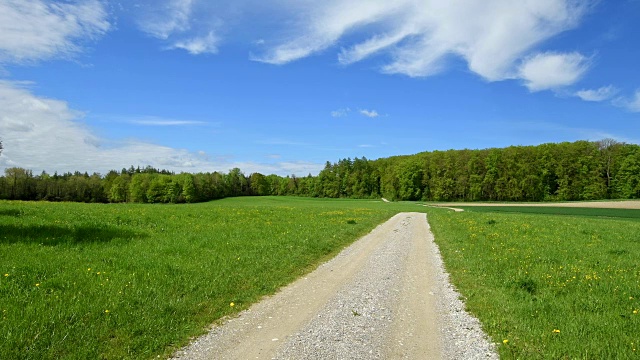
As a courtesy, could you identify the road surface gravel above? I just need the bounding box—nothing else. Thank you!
[171,212,497,360]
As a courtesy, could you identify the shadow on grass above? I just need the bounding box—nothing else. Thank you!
[0,224,145,246]
[0,209,24,217]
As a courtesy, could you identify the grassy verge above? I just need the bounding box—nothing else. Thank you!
[427,207,640,359]
[0,197,417,359]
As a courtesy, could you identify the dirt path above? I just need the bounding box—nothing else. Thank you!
[172,213,496,360]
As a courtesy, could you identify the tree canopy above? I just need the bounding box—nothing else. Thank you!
[1,140,639,203]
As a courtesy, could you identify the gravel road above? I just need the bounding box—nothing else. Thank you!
[172,212,497,360]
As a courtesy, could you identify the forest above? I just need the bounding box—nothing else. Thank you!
[1,139,639,203]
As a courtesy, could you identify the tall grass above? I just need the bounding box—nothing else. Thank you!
[428,208,640,359]
[0,197,410,359]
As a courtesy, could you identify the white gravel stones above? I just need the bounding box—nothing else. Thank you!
[171,213,498,360]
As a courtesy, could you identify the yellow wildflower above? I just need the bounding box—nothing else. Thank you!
[553,329,560,333]
[35,283,40,287]
[230,302,235,307]
[105,310,110,313]
[503,339,508,345]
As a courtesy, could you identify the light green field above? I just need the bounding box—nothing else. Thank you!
[429,207,640,359]
[2,198,639,359]
[0,197,416,359]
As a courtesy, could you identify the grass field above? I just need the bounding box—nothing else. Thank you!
[0,197,416,359]
[3,198,639,359]
[458,205,640,220]
[428,206,640,359]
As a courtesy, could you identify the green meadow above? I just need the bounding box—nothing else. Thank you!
[2,198,639,359]
[0,197,412,359]
[429,206,640,359]
[458,205,640,220]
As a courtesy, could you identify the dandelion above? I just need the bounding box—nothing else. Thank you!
[230,302,235,307]
[503,339,508,345]
[105,310,110,313]
[633,310,638,314]
[3,274,8,277]
[35,283,40,287]
[87,268,91,271]
[553,329,560,333]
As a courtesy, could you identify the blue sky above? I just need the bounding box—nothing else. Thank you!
[1,0,639,176]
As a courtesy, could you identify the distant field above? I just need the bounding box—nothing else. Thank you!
[428,206,640,359]
[459,205,640,220]
[0,197,416,359]
[433,200,640,209]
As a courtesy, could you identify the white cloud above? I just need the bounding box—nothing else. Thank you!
[254,0,588,84]
[257,1,410,65]
[575,85,618,102]
[171,32,219,55]
[359,109,380,118]
[129,117,207,126]
[137,0,193,40]
[256,139,308,146]
[0,0,110,64]
[613,90,640,113]
[136,0,224,56]
[331,108,350,117]
[0,81,321,176]
[128,1,592,92]
[273,161,325,176]
[628,91,640,112]
[519,52,590,91]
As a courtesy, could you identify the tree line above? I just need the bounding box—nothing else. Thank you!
[0,139,639,203]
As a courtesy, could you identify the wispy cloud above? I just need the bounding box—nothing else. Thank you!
[0,81,320,176]
[506,120,638,144]
[135,0,225,56]
[171,32,219,55]
[0,0,110,64]
[137,0,193,40]
[613,90,640,113]
[331,108,351,117]
[126,1,592,93]
[519,52,590,92]
[575,85,618,102]
[129,117,207,126]
[127,1,592,92]
[256,138,309,146]
[627,91,640,112]
[359,109,380,118]
[253,0,589,89]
